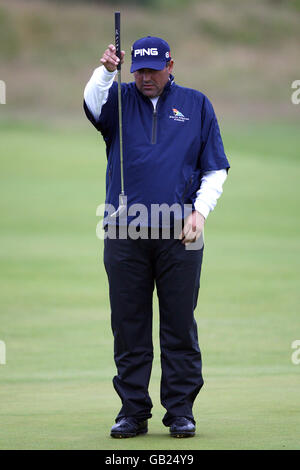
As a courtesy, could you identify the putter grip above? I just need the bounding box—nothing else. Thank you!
[115,11,121,71]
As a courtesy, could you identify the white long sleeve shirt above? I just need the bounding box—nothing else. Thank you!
[84,66,228,219]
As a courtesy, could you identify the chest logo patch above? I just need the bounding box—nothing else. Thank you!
[169,108,190,122]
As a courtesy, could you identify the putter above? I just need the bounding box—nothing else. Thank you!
[110,11,127,219]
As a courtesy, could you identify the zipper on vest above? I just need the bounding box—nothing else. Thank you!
[151,109,157,144]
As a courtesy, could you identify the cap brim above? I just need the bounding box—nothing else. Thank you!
[130,60,167,73]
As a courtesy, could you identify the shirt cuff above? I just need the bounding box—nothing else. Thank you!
[94,65,117,84]
[194,200,210,219]
[101,66,117,80]
[194,168,228,219]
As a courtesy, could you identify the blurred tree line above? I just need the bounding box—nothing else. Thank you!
[47,0,300,9]
[44,0,300,11]
[47,0,195,8]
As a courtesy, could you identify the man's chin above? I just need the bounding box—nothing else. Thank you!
[141,87,159,98]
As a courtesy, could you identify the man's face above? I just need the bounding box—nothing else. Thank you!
[133,61,174,98]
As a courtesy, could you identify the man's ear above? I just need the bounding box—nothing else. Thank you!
[167,60,174,74]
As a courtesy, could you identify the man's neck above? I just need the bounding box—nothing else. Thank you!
[150,96,159,110]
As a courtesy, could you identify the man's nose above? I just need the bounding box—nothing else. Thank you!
[142,71,151,81]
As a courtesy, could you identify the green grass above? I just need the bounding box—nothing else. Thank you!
[0,121,300,450]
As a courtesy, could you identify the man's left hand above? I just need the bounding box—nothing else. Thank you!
[179,210,205,245]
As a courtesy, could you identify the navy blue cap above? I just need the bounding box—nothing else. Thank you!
[130,36,171,73]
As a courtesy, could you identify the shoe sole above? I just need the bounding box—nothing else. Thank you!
[170,431,195,438]
[110,428,148,439]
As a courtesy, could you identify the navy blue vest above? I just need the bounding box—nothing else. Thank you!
[84,76,229,227]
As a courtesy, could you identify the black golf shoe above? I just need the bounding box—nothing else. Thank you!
[169,417,196,438]
[110,417,148,438]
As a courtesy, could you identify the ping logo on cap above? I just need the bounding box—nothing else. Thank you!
[134,48,159,57]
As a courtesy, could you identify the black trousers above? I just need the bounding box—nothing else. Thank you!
[103,228,204,426]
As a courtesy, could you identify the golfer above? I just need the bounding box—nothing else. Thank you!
[84,36,230,438]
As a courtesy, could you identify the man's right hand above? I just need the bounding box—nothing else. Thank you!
[100,44,125,72]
